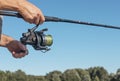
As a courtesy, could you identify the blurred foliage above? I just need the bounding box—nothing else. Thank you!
[0,67,120,81]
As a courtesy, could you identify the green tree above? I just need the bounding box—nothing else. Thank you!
[0,70,7,81]
[88,67,109,81]
[75,69,91,81]
[34,76,47,81]
[62,69,81,81]
[26,75,35,81]
[46,70,62,81]
[6,71,16,81]
[110,68,120,81]
[93,76,100,81]
[117,68,120,75]
[13,69,27,81]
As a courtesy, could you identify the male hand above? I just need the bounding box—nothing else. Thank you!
[6,40,28,58]
[0,0,45,25]
[17,0,45,25]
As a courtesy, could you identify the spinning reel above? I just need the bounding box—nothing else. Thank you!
[20,25,53,52]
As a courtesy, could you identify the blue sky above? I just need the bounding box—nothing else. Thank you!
[0,0,120,75]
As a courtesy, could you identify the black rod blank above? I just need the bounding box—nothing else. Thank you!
[45,16,120,30]
[0,10,120,30]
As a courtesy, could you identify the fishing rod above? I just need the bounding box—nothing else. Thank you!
[0,10,120,30]
[0,10,120,52]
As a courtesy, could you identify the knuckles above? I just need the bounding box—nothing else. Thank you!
[25,13,45,25]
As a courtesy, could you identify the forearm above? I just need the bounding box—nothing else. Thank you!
[0,34,14,47]
[0,0,26,11]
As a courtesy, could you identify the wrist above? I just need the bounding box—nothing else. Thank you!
[0,34,14,47]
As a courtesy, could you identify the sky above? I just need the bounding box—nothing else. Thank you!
[0,0,120,75]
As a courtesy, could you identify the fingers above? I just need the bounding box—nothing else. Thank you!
[31,13,45,25]
[23,12,45,25]
[12,49,28,58]
[34,13,45,25]
[39,13,45,25]
[19,5,45,25]
[17,0,45,25]
[6,40,29,59]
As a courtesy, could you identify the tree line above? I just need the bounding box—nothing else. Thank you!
[0,66,120,81]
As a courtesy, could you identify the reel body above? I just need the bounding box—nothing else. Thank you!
[20,26,53,52]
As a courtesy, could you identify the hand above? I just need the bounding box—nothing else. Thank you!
[17,0,45,25]
[6,40,28,58]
